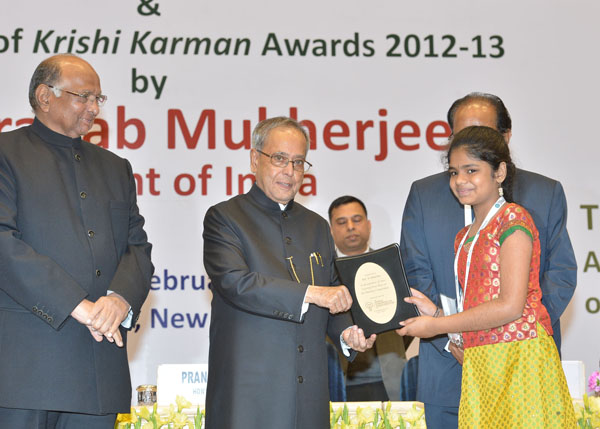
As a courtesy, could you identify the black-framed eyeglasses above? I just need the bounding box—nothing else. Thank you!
[256,149,312,172]
[46,84,108,107]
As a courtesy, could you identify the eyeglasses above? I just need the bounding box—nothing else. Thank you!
[256,149,312,172]
[46,84,108,107]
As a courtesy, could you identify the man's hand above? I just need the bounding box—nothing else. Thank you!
[342,325,376,352]
[87,294,129,347]
[304,285,352,314]
[71,299,114,344]
[70,298,95,325]
[448,341,464,365]
[86,325,104,343]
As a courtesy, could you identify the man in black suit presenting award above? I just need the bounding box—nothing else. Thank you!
[203,117,375,428]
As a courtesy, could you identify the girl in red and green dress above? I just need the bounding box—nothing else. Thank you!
[397,126,575,428]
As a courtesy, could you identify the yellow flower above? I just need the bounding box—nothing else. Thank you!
[386,410,403,427]
[331,405,343,424]
[355,405,375,424]
[588,395,600,414]
[176,395,193,413]
[412,419,428,429]
[166,403,177,420]
[403,404,425,424]
[172,412,190,428]
[115,413,132,424]
[137,406,151,421]
[155,413,171,427]
[115,408,138,426]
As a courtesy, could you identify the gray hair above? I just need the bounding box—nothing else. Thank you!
[252,116,310,152]
[28,54,79,111]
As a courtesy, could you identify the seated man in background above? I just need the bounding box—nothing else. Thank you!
[329,195,407,401]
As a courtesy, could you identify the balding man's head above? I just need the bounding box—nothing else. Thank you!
[30,55,103,138]
[447,92,512,143]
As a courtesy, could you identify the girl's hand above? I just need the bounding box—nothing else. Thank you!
[395,315,440,338]
[404,288,439,317]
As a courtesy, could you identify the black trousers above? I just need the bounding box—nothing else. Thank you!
[0,407,117,429]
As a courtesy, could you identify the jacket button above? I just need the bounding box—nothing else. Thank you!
[285,237,292,244]
[297,376,303,383]
[48,317,53,323]
[74,153,81,161]
[288,314,294,320]
[96,269,101,277]
[80,191,87,199]
[298,345,304,353]
[32,305,38,312]
[282,212,288,219]
[87,230,95,238]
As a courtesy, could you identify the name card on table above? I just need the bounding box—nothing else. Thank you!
[157,364,208,406]
[561,360,585,399]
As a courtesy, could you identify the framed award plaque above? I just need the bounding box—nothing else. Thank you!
[335,243,419,336]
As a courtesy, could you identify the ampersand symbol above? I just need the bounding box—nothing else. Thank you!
[137,0,161,16]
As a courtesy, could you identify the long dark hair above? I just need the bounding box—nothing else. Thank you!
[446,126,516,202]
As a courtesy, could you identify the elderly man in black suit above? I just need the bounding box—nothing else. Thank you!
[0,54,153,428]
[203,116,375,428]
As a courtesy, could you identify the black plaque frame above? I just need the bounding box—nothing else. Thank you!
[335,243,419,336]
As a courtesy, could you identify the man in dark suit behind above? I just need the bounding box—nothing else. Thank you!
[0,54,153,428]
[203,117,375,428]
[399,93,576,428]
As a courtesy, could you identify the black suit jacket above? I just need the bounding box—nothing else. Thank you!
[0,119,153,414]
[203,184,355,428]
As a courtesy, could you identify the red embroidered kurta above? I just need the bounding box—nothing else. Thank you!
[455,203,552,348]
